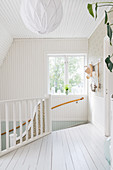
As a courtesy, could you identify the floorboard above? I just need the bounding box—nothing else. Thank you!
[69,127,97,170]
[0,123,110,170]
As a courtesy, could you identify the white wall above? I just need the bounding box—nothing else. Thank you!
[88,18,106,133]
[51,95,87,121]
[88,93,105,133]
[110,99,113,168]
[88,9,113,134]
[0,38,88,100]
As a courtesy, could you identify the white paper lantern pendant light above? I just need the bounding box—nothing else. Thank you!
[20,0,63,34]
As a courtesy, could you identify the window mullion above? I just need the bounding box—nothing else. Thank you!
[64,56,69,85]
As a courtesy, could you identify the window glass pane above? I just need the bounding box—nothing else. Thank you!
[68,56,84,94]
[49,57,64,94]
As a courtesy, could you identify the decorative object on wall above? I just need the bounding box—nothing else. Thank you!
[85,64,94,79]
[85,67,91,75]
[20,0,63,34]
[89,64,93,77]
[85,59,101,92]
[90,83,97,92]
[87,2,113,72]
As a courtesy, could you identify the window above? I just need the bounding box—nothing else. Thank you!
[49,55,86,95]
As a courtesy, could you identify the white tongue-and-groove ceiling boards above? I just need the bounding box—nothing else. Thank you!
[0,0,110,65]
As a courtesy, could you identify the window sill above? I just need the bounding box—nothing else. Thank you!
[49,94,87,96]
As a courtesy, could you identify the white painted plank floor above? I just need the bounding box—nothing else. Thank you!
[0,123,110,170]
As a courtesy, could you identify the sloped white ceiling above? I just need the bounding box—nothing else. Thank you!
[0,0,110,66]
[0,24,13,66]
[0,0,111,38]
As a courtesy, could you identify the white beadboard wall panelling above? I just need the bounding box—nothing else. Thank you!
[0,39,45,100]
[0,0,111,38]
[0,38,88,100]
[44,38,88,53]
[88,92,105,134]
[51,95,88,121]
[0,24,13,66]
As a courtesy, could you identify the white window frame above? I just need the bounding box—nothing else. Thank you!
[48,54,87,95]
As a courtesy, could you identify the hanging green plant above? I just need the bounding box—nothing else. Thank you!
[105,54,113,72]
[105,11,108,24]
[87,2,113,72]
[107,23,112,45]
[95,3,98,19]
[87,4,94,17]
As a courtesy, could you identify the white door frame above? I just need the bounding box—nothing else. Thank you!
[104,36,113,137]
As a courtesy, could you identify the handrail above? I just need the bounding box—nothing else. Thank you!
[0,95,50,104]
[1,97,84,135]
[0,97,43,103]
[51,97,84,110]
[1,119,31,136]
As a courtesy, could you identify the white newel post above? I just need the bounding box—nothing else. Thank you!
[111,95,113,169]
[44,95,52,133]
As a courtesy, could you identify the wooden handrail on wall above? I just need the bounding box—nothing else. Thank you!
[1,119,31,136]
[51,97,84,110]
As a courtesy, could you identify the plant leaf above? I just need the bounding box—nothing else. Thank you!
[105,11,108,24]
[105,55,113,72]
[107,23,109,36]
[107,23,112,45]
[87,4,94,18]
[95,3,98,19]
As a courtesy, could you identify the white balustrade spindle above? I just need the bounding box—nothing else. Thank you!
[0,110,1,152]
[25,100,28,141]
[5,103,9,149]
[13,102,16,147]
[36,100,39,137]
[30,100,33,139]
[19,101,22,144]
[40,100,43,135]
[44,99,47,133]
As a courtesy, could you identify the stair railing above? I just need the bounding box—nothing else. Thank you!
[0,96,51,156]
